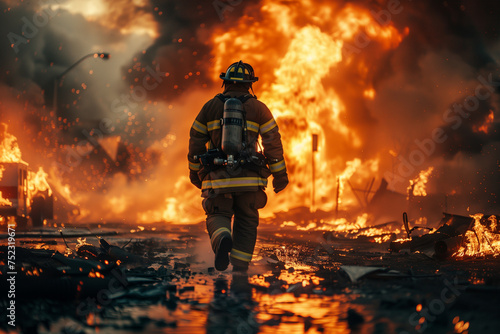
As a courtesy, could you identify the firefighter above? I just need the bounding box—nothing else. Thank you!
[188,61,289,272]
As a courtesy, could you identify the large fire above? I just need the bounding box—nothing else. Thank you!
[0,0,428,230]
[6,0,409,225]
[2,0,497,236]
[211,1,407,215]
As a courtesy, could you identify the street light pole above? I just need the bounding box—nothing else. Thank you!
[53,52,110,113]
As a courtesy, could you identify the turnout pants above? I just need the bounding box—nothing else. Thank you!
[202,189,267,269]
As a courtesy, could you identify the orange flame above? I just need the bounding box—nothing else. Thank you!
[41,1,412,224]
[455,214,500,257]
[474,110,495,134]
[0,123,22,163]
[29,167,52,198]
[0,124,53,206]
[292,213,400,243]
[211,1,405,214]
[408,167,434,198]
[0,195,12,206]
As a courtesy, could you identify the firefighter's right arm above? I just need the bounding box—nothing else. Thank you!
[257,102,289,193]
[188,106,210,188]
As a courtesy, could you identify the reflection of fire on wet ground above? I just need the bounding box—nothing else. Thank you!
[1,222,500,333]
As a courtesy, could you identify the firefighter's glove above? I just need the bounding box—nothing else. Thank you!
[273,173,289,194]
[190,170,202,189]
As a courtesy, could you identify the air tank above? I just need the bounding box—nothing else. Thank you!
[221,98,244,156]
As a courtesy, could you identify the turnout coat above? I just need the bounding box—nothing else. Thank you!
[188,85,287,195]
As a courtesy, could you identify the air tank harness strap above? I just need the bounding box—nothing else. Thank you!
[215,93,256,104]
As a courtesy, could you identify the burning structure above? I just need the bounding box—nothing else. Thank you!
[0,124,53,227]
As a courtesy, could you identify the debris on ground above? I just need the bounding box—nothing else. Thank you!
[389,212,500,259]
[1,219,499,333]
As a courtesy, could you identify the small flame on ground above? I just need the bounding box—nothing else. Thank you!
[454,214,500,257]
[287,213,400,243]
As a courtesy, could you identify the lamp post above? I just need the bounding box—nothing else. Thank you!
[53,52,110,113]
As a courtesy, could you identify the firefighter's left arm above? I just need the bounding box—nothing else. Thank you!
[260,111,289,193]
[258,103,287,177]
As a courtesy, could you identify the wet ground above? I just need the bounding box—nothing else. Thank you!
[1,221,500,334]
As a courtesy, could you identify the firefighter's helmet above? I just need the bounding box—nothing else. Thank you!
[220,61,259,83]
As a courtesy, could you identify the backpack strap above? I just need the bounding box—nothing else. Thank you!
[236,94,256,104]
[215,93,227,103]
[215,93,256,104]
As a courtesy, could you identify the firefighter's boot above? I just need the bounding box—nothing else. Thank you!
[215,235,233,271]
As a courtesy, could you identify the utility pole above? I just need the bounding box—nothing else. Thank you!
[335,177,340,219]
[311,134,318,213]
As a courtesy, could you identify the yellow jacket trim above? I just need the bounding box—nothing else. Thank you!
[230,248,252,262]
[260,118,277,134]
[202,177,268,190]
[189,162,201,171]
[246,121,259,133]
[192,120,208,135]
[211,227,231,244]
[207,120,221,131]
[269,159,286,173]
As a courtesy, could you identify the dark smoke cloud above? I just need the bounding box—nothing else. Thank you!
[359,0,500,212]
[0,0,258,134]
[0,0,169,193]
[0,0,261,197]
[346,0,500,149]
[1,1,126,131]
[407,0,500,146]
[439,97,499,157]
[391,0,497,68]
[126,0,259,100]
